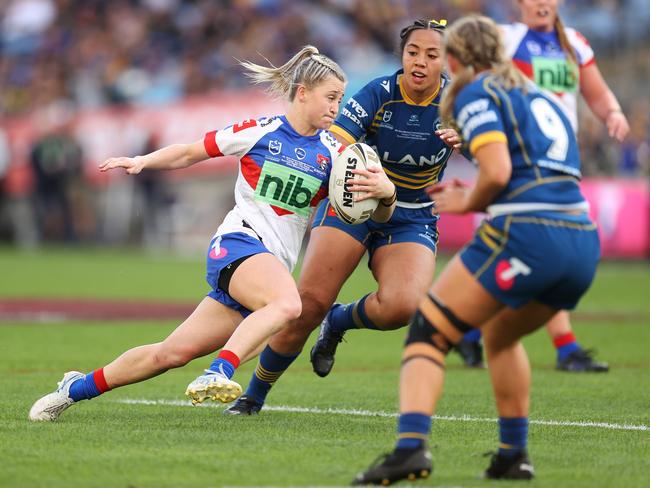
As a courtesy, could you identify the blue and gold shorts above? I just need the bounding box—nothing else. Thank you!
[460,211,600,310]
[311,198,439,263]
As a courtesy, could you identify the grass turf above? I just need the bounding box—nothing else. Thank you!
[0,247,649,487]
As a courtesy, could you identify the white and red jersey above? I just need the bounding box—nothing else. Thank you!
[501,22,595,130]
[204,115,342,271]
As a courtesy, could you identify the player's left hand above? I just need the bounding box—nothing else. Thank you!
[436,128,462,150]
[348,166,396,202]
[606,111,630,142]
[426,179,470,214]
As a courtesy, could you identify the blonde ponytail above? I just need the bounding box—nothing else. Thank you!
[441,15,529,126]
[240,45,346,101]
[554,15,578,65]
[440,65,475,127]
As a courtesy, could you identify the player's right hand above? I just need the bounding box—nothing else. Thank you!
[99,156,146,174]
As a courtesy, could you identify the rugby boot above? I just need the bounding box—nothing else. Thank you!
[223,395,263,415]
[29,371,84,421]
[556,348,609,372]
[483,450,534,480]
[455,338,485,368]
[310,310,345,377]
[185,369,242,405]
[352,446,433,486]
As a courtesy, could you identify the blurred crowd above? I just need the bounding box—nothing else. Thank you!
[2,0,648,115]
[0,0,649,246]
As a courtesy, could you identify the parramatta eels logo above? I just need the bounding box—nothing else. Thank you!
[295,147,307,160]
[269,140,282,155]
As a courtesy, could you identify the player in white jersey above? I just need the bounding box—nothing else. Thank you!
[457,0,629,372]
[28,46,396,422]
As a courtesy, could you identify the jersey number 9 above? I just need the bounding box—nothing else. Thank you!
[531,97,569,162]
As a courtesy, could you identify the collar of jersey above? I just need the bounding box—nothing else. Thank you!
[279,115,323,140]
[524,23,559,41]
[397,73,441,106]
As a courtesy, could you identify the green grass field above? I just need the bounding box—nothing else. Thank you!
[1,247,649,487]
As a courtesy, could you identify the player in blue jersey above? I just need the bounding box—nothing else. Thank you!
[226,19,462,415]
[28,46,396,422]
[456,0,629,372]
[353,15,600,484]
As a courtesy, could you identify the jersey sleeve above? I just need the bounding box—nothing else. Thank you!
[203,118,262,159]
[500,23,528,59]
[566,28,595,68]
[330,78,385,144]
[454,83,507,156]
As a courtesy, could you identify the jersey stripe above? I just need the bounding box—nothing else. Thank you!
[329,125,356,144]
[469,131,508,155]
[204,131,223,157]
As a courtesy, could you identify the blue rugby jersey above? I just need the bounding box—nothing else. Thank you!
[453,73,588,216]
[330,70,453,204]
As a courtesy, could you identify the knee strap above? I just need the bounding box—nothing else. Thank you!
[428,293,473,335]
[401,353,445,370]
[405,308,453,356]
[404,293,477,355]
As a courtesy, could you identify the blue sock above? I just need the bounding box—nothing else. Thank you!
[554,332,581,361]
[395,412,431,450]
[207,352,240,379]
[68,369,109,402]
[245,345,299,405]
[498,417,528,458]
[463,328,482,343]
[328,294,379,333]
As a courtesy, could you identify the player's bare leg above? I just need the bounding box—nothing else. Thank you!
[186,253,302,405]
[311,242,435,377]
[226,226,365,414]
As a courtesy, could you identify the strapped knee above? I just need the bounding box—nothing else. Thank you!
[403,293,476,369]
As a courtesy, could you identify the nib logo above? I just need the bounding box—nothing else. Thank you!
[495,257,531,290]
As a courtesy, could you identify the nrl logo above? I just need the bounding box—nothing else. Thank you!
[269,140,282,155]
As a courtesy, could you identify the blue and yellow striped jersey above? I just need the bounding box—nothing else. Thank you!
[454,73,586,210]
[330,69,453,204]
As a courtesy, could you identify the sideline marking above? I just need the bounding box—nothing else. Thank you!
[116,398,649,432]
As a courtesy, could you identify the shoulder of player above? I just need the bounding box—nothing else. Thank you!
[500,22,529,43]
[454,78,499,123]
[457,77,493,102]
[224,115,282,136]
[563,26,593,54]
[319,130,344,156]
[360,71,399,101]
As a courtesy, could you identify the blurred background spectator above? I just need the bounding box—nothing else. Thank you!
[2,0,647,117]
[0,0,648,250]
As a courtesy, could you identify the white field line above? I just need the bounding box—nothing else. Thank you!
[116,398,649,432]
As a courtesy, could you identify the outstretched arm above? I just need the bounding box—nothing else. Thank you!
[99,139,209,174]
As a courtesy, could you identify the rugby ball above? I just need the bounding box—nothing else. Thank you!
[329,143,381,225]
